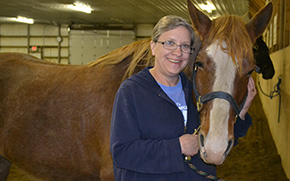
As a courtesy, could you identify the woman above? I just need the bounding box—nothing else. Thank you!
[110,15,256,180]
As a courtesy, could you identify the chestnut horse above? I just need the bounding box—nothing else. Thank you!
[0,0,273,180]
[186,0,273,165]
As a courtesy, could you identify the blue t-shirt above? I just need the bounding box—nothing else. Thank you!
[158,77,188,127]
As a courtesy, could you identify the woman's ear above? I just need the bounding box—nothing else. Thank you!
[150,41,156,56]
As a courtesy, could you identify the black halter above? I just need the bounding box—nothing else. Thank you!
[192,64,247,117]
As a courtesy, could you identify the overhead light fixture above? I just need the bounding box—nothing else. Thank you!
[67,2,92,14]
[199,1,216,14]
[0,16,34,24]
[12,16,34,24]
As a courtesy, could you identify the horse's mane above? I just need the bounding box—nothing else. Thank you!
[206,15,254,74]
[87,38,154,80]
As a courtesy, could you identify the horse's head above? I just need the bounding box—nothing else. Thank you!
[253,36,275,79]
[187,0,273,165]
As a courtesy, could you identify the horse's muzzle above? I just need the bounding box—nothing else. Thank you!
[198,132,234,165]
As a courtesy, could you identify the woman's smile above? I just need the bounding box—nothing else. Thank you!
[168,58,183,64]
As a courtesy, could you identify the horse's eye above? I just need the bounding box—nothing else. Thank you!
[247,69,255,77]
[195,61,204,69]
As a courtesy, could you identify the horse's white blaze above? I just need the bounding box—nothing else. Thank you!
[205,41,236,155]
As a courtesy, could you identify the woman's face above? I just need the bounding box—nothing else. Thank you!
[150,26,192,78]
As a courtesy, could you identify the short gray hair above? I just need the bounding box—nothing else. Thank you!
[152,15,195,46]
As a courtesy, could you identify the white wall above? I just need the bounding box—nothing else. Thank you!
[69,30,135,65]
[0,23,156,65]
[135,24,154,40]
[0,24,69,64]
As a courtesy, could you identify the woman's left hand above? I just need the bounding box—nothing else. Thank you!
[239,76,257,119]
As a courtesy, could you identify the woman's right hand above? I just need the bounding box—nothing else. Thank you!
[179,134,199,156]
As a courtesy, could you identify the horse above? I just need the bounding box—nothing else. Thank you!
[186,0,272,165]
[0,39,154,181]
[253,36,275,79]
[0,0,273,180]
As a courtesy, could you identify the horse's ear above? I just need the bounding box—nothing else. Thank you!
[187,0,212,40]
[246,2,273,42]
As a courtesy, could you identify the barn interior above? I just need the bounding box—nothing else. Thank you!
[0,0,289,180]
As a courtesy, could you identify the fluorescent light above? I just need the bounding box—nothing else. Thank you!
[0,16,34,24]
[12,16,34,24]
[67,2,92,14]
[199,1,216,14]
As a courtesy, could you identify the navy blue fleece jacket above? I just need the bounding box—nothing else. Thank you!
[110,67,252,180]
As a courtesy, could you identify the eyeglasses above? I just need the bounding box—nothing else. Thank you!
[156,40,192,54]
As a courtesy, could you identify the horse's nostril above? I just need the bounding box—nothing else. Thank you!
[199,133,207,158]
[199,133,205,147]
[224,139,234,157]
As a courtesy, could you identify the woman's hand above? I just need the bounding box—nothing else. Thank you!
[239,76,257,119]
[179,134,199,156]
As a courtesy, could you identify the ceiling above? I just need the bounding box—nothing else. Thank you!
[0,0,266,30]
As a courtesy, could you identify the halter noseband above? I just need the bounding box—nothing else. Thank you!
[192,64,247,117]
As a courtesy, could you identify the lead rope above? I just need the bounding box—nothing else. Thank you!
[184,126,227,181]
[185,160,226,181]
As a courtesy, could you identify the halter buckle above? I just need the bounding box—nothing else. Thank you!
[234,115,238,123]
[197,96,203,112]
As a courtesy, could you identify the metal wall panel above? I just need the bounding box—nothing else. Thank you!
[0,24,69,63]
[69,30,135,65]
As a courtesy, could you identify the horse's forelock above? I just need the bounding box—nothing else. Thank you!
[207,15,254,74]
